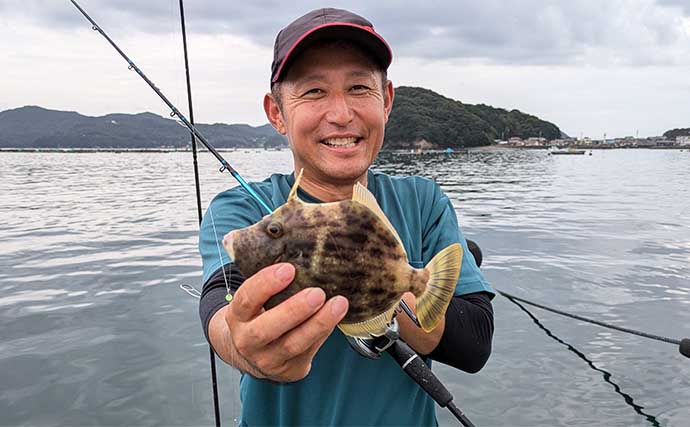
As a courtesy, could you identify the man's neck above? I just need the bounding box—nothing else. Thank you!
[297,171,368,202]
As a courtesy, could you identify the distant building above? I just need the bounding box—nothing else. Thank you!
[677,136,690,146]
[526,137,547,146]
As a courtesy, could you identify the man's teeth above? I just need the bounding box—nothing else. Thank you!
[322,137,358,147]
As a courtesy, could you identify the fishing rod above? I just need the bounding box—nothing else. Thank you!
[68,0,421,329]
[68,0,272,214]
[464,240,690,360]
[175,0,221,426]
[499,289,690,359]
[69,1,464,423]
[179,284,476,427]
[68,1,263,425]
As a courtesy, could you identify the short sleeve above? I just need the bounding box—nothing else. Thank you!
[199,188,265,283]
[421,184,495,298]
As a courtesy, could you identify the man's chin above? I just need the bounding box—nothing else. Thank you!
[315,163,370,184]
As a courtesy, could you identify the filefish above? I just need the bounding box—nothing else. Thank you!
[223,170,463,338]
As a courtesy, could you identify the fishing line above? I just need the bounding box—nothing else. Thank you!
[464,239,690,359]
[497,289,690,358]
[68,2,479,424]
[68,0,273,215]
[174,0,222,425]
[506,295,661,427]
[208,208,231,301]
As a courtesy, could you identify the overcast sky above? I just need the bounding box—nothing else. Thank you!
[2,0,689,138]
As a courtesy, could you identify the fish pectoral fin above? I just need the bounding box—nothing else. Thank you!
[351,182,407,258]
[288,169,304,202]
[338,305,397,339]
[417,243,463,332]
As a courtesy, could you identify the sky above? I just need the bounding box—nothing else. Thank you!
[2,0,690,138]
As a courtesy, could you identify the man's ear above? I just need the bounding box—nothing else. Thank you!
[264,93,286,135]
[383,80,395,123]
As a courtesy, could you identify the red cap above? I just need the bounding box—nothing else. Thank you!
[271,8,392,83]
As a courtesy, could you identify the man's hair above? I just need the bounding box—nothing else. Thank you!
[270,39,388,111]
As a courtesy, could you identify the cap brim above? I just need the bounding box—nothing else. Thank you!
[272,22,392,83]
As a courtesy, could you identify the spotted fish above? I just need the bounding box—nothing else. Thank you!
[223,170,463,338]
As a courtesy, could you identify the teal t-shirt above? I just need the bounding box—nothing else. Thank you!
[199,170,493,426]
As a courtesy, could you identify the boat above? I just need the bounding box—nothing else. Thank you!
[550,146,586,155]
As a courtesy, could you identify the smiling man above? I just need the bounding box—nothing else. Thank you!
[199,8,494,426]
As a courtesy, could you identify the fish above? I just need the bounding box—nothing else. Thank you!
[223,170,463,338]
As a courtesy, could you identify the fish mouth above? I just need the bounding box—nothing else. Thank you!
[223,231,236,260]
[320,137,362,148]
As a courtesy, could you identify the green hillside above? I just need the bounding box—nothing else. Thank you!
[663,128,690,139]
[384,86,561,148]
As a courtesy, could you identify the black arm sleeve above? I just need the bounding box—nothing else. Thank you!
[198,264,245,343]
[429,291,494,373]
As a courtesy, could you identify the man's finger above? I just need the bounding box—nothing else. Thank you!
[229,263,295,322]
[250,287,328,344]
[269,296,349,361]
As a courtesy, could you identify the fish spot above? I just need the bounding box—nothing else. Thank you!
[358,221,376,233]
[349,233,369,245]
[370,247,384,258]
[323,240,340,253]
[380,235,398,249]
[370,287,387,295]
[348,270,369,282]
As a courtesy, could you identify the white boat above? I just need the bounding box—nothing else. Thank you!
[550,146,586,155]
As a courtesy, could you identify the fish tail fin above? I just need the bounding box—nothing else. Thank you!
[417,243,463,332]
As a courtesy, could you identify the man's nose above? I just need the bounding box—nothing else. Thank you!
[325,93,354,126]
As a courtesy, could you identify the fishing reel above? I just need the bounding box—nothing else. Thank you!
[345,300,417,359]
[345,318,401,359]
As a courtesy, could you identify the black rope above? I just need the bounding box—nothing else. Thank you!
[496,289,681,345]
[177,1,221,426]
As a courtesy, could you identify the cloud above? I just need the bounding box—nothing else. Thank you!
[658,0,690,15]
[3,0,688,66]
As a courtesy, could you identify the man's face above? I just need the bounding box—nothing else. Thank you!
[265,43,394,186]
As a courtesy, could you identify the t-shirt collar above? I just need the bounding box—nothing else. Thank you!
[285,169,376,203]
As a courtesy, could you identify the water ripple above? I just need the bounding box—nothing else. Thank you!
[1,150,689,426]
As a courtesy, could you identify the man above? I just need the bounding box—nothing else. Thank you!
[199,8,494,426]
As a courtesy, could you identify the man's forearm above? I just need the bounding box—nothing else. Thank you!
[430,292,494,373]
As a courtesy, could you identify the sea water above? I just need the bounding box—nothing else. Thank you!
[1,149,689,426]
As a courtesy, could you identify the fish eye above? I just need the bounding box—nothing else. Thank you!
[266,222,284,238]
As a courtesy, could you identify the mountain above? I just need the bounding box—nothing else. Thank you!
[0,106,286,148]
[1,89,561,149]
[384,86,561,148]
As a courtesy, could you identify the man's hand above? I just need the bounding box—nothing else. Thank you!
[397,292,445,355]
[208,263,349,382]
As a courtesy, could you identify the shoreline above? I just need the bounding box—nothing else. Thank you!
[0,145,687,153]
[0,147,284,153]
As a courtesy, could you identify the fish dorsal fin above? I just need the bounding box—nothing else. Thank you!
[288,169,304,203]
[352,182,407,258]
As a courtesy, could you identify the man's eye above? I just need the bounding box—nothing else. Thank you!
[302,88,323,96]
[351,85,370,92]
